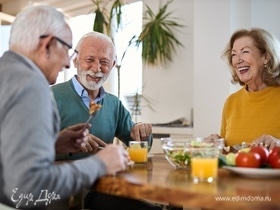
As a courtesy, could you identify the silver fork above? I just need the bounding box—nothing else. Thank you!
[82,112,96,131]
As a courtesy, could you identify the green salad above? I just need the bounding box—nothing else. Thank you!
[167,150,192,167]
[162,140,218,168]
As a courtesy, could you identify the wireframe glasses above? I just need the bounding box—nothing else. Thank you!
[39,35,78,59]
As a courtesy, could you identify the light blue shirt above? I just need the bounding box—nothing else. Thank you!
[71,75,106,108]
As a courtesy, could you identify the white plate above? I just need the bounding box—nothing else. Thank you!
[223,166,280,178]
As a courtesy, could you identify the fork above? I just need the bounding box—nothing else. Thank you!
[82,112,96,131]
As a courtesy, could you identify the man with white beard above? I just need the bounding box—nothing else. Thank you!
[52,31,153,159]
[51,32,159,210]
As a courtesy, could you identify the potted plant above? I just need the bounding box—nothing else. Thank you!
[124,89,155,122]
[133,0,184,66]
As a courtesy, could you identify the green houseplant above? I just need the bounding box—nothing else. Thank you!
[133,0,184,66]
[91,0,123,36]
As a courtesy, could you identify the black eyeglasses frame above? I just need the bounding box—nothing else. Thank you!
[39,35,78,56]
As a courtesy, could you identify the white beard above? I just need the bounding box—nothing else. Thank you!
[77,68,109,90]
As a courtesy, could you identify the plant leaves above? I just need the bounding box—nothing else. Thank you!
[93,8,108,33]
[110,0,123,32]
[134,0,184,65]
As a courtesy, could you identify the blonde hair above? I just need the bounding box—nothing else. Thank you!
[222,28,280,86]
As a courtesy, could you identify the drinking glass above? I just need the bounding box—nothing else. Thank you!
[128,141,148,163]
[191,147,219,183]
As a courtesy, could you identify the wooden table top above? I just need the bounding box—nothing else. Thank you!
[93,153,280,210]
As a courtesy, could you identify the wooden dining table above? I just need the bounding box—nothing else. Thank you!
[93,153,280,210]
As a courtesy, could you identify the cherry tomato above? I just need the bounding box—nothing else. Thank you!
[268,147,280,169]
[250,146,269,165]
[236,152,261,168]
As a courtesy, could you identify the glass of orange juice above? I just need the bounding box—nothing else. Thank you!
[128,141,148,163]
[191,147,219,183]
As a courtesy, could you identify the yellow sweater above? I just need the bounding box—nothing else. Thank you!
[220,86,280,146]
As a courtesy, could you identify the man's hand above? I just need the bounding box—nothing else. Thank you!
[130,122,152,141]
[95,144,129,175]
[55,123,90,154]
[80,134,107,153]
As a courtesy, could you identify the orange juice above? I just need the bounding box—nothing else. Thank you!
[128,147,148,163]
[128,141,148,163]
[191,157,218,182]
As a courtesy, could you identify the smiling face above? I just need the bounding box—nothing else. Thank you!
[231,36,268,91]
[74,35,116,91]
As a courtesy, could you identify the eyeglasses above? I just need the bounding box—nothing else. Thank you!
[39,35,78,59]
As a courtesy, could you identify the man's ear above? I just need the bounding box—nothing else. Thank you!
[73,57,78,68]
[39,36,53,58]
[112,60,116,68]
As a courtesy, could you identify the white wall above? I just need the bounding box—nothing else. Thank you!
[141,0,194,125]
[193,0,231,137]
[251,1,280,38]
[140,0,280,138]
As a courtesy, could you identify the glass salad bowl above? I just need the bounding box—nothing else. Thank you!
[161,137,219,169]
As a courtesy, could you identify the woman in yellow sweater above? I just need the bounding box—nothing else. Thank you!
[206,28,280,150]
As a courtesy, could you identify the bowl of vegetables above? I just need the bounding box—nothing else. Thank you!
[161,137,216,169]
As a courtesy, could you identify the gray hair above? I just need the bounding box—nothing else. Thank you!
[9,4,70,52]
[75,31,116,60]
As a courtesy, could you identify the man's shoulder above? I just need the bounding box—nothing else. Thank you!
[51,81,71,92]
[104,92,119,99]
[103,92,122,103]
[51,81,74,102]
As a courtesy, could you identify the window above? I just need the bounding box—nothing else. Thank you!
[59,1,143,99]
[0,25,11,56]
[114,1,143,96]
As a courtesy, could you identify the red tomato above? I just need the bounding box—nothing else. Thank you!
[268,147,280,169]
[236,152,261,168]
[250,146,269,164]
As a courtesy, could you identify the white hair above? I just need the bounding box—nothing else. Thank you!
[75,31,116,60]
[9,4,70,52]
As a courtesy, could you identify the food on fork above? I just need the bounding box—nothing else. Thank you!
[81,101,102,131]
[89,100,102,115]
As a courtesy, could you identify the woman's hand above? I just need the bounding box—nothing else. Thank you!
[204,134,222,141]
[251,134,280,150]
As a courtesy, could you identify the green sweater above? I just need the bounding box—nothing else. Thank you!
[51,80,134,159]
